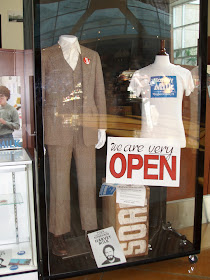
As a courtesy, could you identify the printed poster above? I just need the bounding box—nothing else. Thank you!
[150,76,177,98]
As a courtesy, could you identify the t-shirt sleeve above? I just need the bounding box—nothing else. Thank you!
[184,70,195,96]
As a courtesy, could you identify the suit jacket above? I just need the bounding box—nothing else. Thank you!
[42,44,107,146]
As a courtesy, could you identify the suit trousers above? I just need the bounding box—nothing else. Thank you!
[48,134,98,236]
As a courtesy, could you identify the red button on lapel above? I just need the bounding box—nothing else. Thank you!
[83,57,90,64]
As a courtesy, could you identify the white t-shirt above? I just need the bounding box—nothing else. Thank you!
[128,63,194,148]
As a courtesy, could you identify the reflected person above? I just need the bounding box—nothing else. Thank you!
[0,86,20,144]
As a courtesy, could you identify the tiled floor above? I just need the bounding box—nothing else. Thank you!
[65,223,210,280]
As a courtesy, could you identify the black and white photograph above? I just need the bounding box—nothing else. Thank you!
[88,227,126,268]
[101,244,121,265]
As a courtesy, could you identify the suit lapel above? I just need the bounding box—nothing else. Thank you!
[81,46,92,99]
[49,44,67,70]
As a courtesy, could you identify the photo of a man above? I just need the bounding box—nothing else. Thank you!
[102,244,121,265]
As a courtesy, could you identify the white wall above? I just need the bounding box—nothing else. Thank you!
[0,0,24,50]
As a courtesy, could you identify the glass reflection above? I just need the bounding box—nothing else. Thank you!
[36,0,201,277]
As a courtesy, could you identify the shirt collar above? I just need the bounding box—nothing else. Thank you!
[58,38,81,54]
[71,39,81,54]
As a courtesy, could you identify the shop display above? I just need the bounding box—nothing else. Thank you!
[0,0,207,279]
[33,0,206,279]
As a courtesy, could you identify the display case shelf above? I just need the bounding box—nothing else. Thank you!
[0,193,23,206]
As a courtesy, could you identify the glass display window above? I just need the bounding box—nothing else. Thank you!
[33,0,207,279]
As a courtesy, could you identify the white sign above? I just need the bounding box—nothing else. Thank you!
[88,227,126,268]
[116,185,146,206]
[106,137,180,187]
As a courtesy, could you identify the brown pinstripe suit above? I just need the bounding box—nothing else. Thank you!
[42,44,106,235]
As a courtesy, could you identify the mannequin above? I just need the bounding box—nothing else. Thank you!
[42,35,107,256]
[128,41,195,244]
[128,42,194,148]
[153,54,171,67]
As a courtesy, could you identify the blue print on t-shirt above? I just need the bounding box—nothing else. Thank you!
[150,76,177,98]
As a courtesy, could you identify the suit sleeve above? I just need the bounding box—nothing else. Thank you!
[94,52,107,130]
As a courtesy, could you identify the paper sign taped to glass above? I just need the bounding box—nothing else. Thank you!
[99,183,146,207]
[106,137,181,187]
